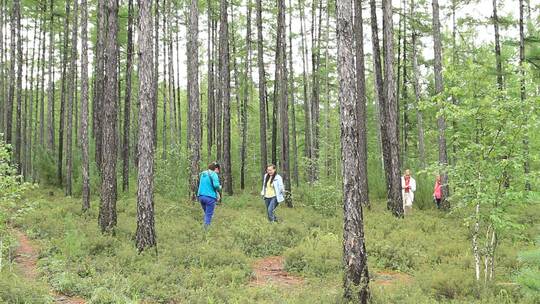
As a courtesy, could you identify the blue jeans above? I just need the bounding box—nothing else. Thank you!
[264,197,278,222]
[198,195,217,227]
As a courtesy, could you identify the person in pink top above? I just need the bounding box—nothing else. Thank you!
[433,175,442,209]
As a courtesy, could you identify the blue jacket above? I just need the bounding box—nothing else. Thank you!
[260,174,286,203]
[198,170,222,199]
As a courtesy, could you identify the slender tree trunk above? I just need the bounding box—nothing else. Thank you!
[473,202,481,281]
[432,0,449,208]
[310,0,322,181]
[219,0,233,195]
[94,0,106,169]
[66,0,79,196]
[14,0,23,173]
[57,1,71,186]
[240,0,252,190]
[39,4,46,149]
[354,0,370,208]
[47,0,55,152]
[6,0,16,146]
[176,17,182,145]
[207,1,215,161]
[26,17,40,179]
[188,0,201,199]
[324,3,331,178]
[277,0,291,206]
[161,0,168,159]
[410,3,426,169]
[81,0,90,212]
[288,0,299,187]
[401,0,409,164]
[383,0,403,217]
[370,0,390,188]
[99,0,119,233]
[256,0,268,174]
[136,0,157,252]
[337,0,370,300]
[0,0,4,135]
[519,0,530,191]
[299,0,313,179]
[167,0,176,146]
[153,0,159,148]
[123,0,134,192]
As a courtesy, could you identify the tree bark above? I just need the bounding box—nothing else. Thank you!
[94,0,106,169]
[152,0,159,148]
[136,0,157,252]
[0,0,4,135]
[337,0,370,300]
[99,0,119,233]
[47,0,56,152]
[410,1,426,169]
[277,0,291,206]
[188,0,201,199]
[6,0,17,146]
[288,0,299,187]
[207,0,215,161]
[219,0,233,195]
[519,0,530,191]
[432,0,449,208]
[310,0,322,181]
[370,0,390,188]
[299,0,313,180]
[241,0,252,190]
[14,0,22,173]
[123,0,134,192]
[81,0,90,212]
[39,3,47,148]
[354,0,369,208]
[66,0,79,196]
[383,0,403,217]
[256,0,268,176]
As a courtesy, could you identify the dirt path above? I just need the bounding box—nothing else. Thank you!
[251,256,304,287]
[372,270,413,287]
[13,229,86,304]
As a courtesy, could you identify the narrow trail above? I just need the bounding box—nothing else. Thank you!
[13,229,86,304]
[251,255,413,289]
[251,256,304,287]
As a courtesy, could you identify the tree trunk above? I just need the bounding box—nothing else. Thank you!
[176,17,182,145]
[241,0,252,190]
[167,2,176,146]
[383,0,403,217]
[337,0,370,300]
[14,0,22,173]
[207,0,215,161]
[47,0,55,152]
[99,0,119,233]
[256,0,268,176]
[410,3,426,169]
[299,0,313,180]
[6,0,16,146]
[57,0,71,186]
[153,0,159,148]
[310,0,322,181]
[473,202,480,281]
[324,2,331,178]
[66,0,79,196]
[188,0,201,200]
[81,0,90,212]
[370,0,390,188]
[401,0,409,164]
[288,0,299,187]
[519,0,530,191]
[39,4,46,148]
[219,0,233,195]
[432,0,449,208]
[136,0,157,252]
[354,0,370,208]
[123,0,134,192]
[277,0,291,206]
[0,0,4,135]
[94,0,106,169]
[161,0,168,159]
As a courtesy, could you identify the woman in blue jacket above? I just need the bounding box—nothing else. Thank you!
[197,162,222,228]
[260,164,285,222]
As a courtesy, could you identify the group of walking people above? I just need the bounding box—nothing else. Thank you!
[196,163,443,228]
[196,162,285,228]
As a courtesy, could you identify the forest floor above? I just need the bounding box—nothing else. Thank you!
[2,186,539,303]
[13,229,86,304]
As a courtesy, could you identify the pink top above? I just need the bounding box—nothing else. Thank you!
[433,181,442,199]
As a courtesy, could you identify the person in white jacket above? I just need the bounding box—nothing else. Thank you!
[401,169,416,215]
[260,164,285,222]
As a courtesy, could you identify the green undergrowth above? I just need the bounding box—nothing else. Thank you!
[8,186,539,303]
